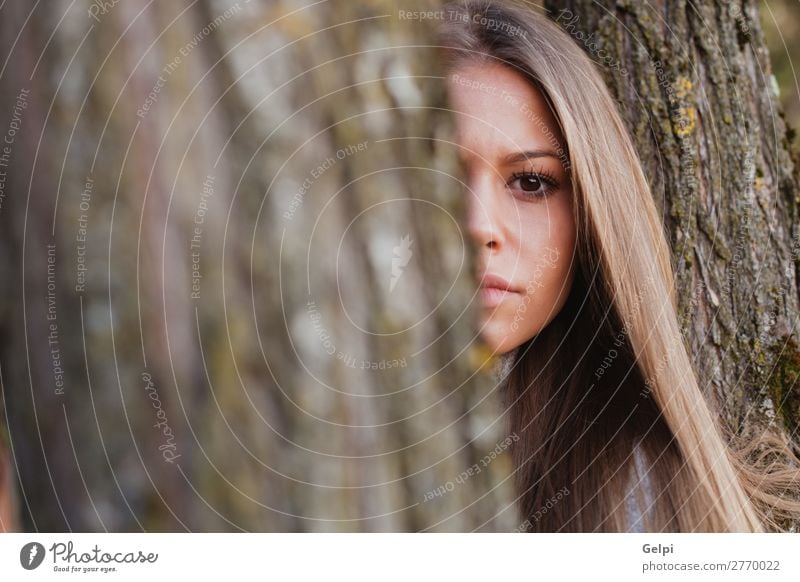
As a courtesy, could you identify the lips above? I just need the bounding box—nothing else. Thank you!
[478,273,520,307]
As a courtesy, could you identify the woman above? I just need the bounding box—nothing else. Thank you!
[438,0,800,531]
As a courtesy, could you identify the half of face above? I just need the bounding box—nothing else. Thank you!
[447,62,577,354]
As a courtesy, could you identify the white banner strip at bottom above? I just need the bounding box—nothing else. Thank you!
[1,533,798,581]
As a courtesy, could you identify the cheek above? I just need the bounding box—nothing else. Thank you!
[479,196,577,354]
[530,201,575,291]
[522,253,573,319]
[519,199,576,276]
[509,201,576,329]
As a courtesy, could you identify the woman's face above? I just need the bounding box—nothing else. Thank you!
[448,63,577,354]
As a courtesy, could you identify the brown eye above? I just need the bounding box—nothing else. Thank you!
[519,174,542,192]
[508,171,557,199]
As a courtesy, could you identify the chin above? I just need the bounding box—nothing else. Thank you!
[480,320,524,355]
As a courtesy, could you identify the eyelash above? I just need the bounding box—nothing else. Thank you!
[507,169,559,200]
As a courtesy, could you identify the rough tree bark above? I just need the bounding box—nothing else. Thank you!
[543,0,800,437]
[0,0,516,531]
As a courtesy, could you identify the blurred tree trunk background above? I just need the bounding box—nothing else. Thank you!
[0,0,516,532]
[544,0,800,439]
[3,0,800,534]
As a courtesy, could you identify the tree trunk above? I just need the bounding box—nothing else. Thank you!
[544,0,800,436]
[0,0,517,531]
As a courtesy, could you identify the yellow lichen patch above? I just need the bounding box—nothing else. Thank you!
[674,76,693,99]
[670,76,697,137]
[274,11,317,37]
[674,106,697,137]
[469,341,498,375]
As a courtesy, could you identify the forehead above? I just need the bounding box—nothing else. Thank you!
[447,63,565,156]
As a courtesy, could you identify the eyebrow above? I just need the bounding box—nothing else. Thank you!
[500,150,563,164]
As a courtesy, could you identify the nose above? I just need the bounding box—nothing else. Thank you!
[466,177,502,251]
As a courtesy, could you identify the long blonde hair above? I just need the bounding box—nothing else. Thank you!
[438,0,800,531]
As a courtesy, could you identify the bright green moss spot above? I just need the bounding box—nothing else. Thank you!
[768,335,800,434]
